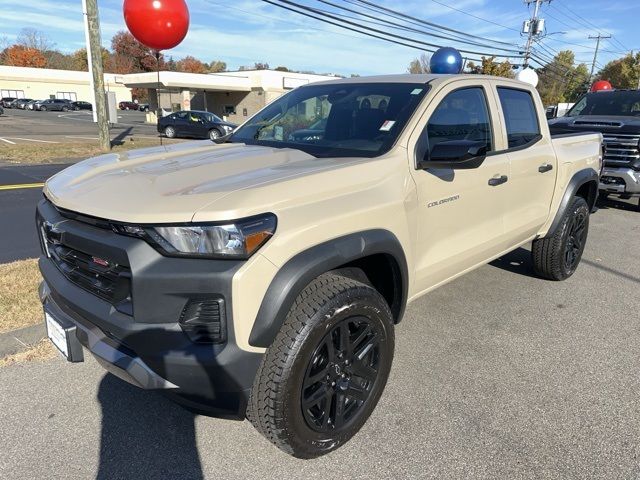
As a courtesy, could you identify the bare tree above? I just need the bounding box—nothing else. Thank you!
[16,28,53,51]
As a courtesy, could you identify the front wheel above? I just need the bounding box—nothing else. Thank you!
[208,129,221,141]
[164,126,176,138]
[247,271,394,459]
[532,196,590,280]
[62,106,68,112]
[40,106,47,111]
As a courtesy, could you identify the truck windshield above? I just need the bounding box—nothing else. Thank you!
[566,91,640,117]
[229,82,429,158]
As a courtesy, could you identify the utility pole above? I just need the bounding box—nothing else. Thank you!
[588,33,611,82]
[82,0,110,152]
[522,0,550,67]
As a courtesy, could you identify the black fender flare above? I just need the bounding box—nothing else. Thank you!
[249,229,408,348]
[547,168,599,236]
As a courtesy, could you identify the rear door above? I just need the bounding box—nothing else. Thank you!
[408,79,512,294]
[172,112,189,134]
[492,83,557,240]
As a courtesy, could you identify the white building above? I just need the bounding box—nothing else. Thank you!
[0,65,339,123]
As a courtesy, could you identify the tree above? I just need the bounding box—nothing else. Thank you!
[467,56,514,78]
[111,30,162,72]
[176,55,208,73]
[72,47,112,71]
[597,52,640,90]
[537,50,589,105]
[2,45,47,68]
[16,28,52,52]
[208,60,226,73]
[408,53,430,74]
[45,50,76,70]
[274,65,289,72]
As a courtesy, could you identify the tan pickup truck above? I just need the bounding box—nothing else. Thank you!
[38,74,602,458]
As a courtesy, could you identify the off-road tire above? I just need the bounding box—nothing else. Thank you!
[246,271,395,459]
[532,196,590,281]
[164,126,176,138]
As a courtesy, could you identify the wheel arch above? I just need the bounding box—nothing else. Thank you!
[547,168,599,236]
[248,229,408,348]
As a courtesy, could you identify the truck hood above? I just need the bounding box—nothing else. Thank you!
[44,141,356,223]
[549,115,640,135]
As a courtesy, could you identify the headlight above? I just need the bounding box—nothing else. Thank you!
[113,213,276,259]
[221,125,233,132]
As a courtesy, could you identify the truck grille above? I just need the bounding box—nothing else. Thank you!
[39,220,132,312]
[602,133,640,168]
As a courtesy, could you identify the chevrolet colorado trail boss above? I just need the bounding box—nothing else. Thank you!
[38,74,602,458]
[548,88,640,210]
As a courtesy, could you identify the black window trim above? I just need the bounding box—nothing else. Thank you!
[488,85,542,155]
[414,84,495,169]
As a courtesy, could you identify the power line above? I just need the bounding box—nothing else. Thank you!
[263,0,525,59]
[315,0,523,53]
[426,0,520,33]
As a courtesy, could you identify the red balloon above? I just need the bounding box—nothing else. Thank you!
[590,80,612,92]
[123,0,189,51]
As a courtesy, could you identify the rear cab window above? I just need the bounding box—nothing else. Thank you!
[496,87,540,149]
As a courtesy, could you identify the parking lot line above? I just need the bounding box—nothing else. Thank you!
[5,137,60,144]
[65,136,98,140]
[0,183,45,191]
[0,137,16,145]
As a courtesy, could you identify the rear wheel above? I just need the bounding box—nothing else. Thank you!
[247,271,394,459]
[532,196,590,281]
[62,106,68,112]
[164,126,176,138]
[40,106,47,111]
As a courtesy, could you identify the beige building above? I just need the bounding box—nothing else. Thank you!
[0,66,339,124]
[0,65,132,104]
[121,69,340,124]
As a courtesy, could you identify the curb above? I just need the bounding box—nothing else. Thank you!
[0,324,46,357]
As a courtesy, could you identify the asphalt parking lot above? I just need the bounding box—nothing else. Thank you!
[1,195,639,479]
[0,107,158,144]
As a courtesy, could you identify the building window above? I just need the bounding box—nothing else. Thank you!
[224,105,236,115]
[56,92,77,101]
[1,89,24,99]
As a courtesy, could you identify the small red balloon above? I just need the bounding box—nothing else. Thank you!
[123,0,189,51]
[590,80,612,92]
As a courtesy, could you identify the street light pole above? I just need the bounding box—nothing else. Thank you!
[83,0,110,152]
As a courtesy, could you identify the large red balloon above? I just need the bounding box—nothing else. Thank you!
[590,80,612,92]
[123,0,189,51]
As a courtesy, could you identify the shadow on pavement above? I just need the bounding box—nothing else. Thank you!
[96,374,204,480]
[489,247,537,278]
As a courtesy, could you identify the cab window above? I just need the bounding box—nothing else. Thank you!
[425,87,493,154]
[497,87,540,148]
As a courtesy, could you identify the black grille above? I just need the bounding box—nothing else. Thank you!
[39,219,132,313]
[179,299,226,344]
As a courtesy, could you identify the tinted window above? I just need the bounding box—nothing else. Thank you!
[230,82,429,158]
[497,87,540,148]
[566,91,640,117]
[425,87,493,153]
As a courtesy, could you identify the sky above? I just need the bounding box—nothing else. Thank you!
[0,0,637,76]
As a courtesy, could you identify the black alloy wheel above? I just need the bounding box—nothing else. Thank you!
[301,316,380,432]
[564,209,587,272]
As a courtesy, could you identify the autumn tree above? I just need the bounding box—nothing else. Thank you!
[176,55,208,73]
[597,52,640,90]
[111,30,162,72]
[408,53,430,74]
[72,47,112,71]
[2,45,47,68]
[537,50,590,105]
[208,60,226,72]
[467,56,514,78]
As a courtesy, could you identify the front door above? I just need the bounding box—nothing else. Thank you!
[409,81,511,296]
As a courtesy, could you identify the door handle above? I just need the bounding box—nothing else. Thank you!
[488,175,508,186]
[538,163,553,173]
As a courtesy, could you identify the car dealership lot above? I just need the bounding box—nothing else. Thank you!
[0,198,638,479]
[0,107,158,144]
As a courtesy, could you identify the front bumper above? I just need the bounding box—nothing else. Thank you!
[599,167,640,195]
[37,199,263,419]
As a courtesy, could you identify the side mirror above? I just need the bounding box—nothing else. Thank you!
[545,106,558,120]
[418,140,488,170]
